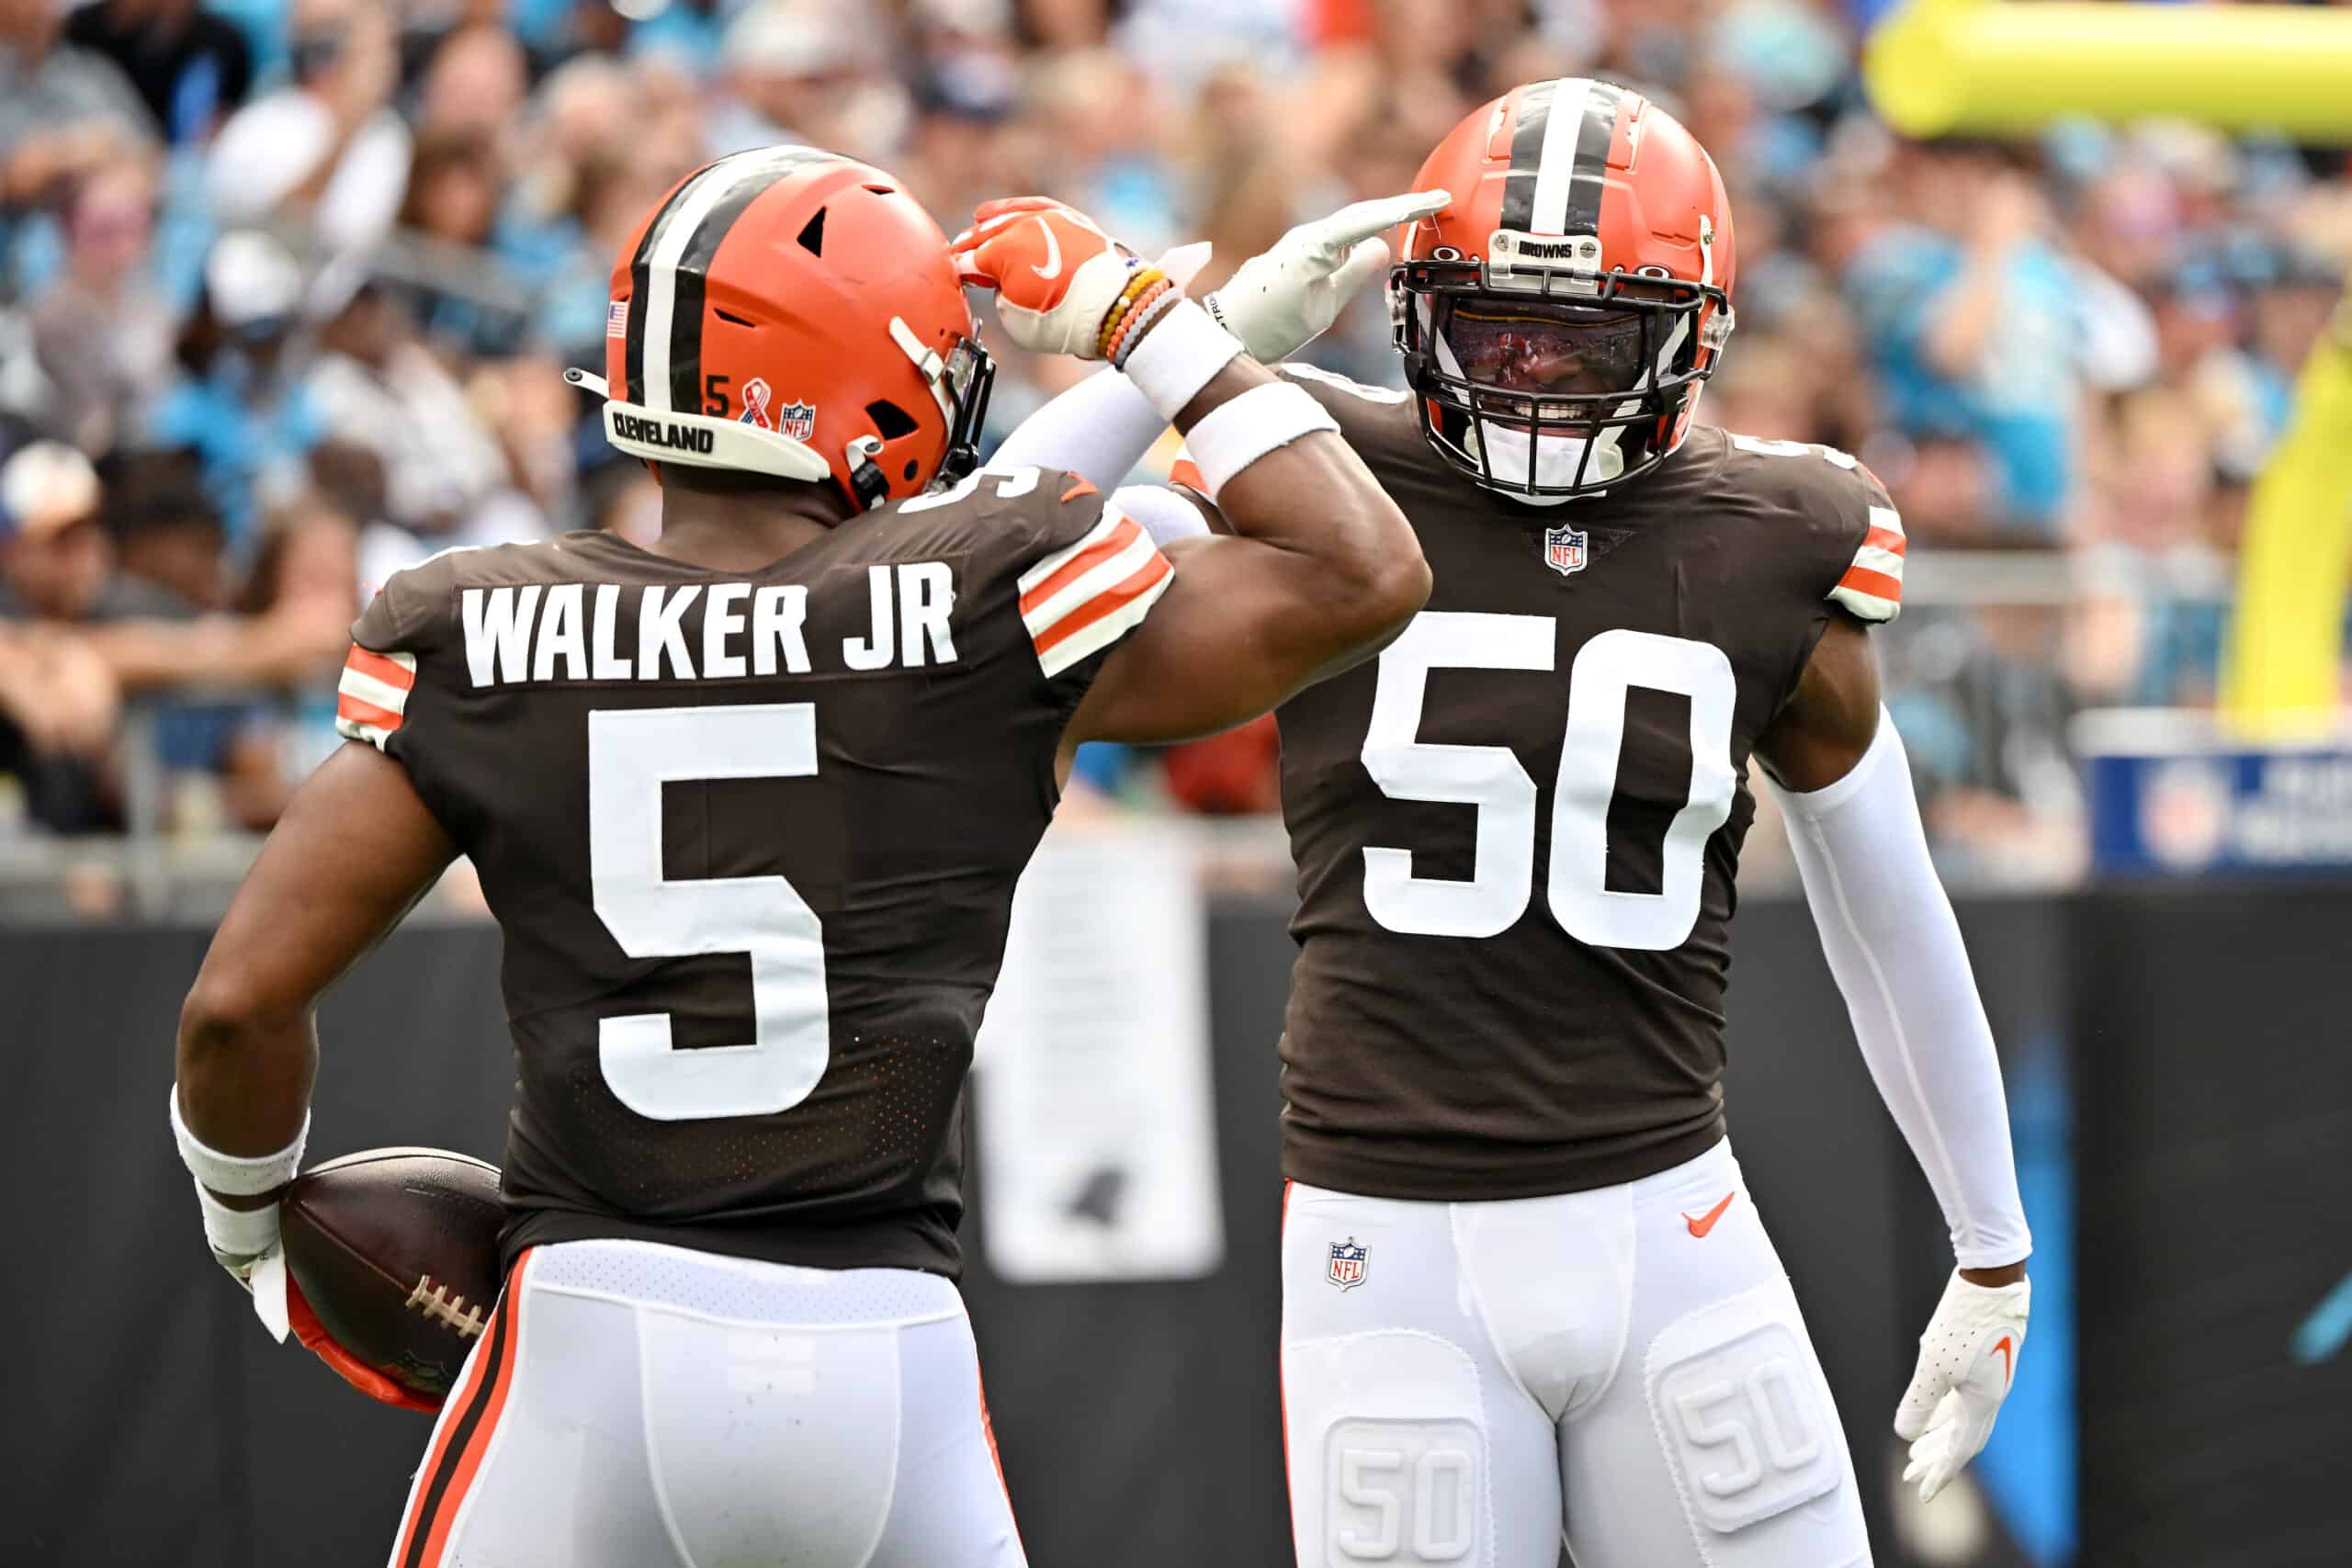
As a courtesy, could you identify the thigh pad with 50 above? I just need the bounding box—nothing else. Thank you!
[1645,1281,1845,1539]
[1289,1330,1488,1568]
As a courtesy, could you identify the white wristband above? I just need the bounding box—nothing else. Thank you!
[170,1084,308,1195]
[1122,299,1244,419]
[193,1179,283,1259]
[1185,382,1340,499]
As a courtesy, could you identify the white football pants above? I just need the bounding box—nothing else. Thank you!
[1281,1139,1870,1568]
[386,1239,1024,1568]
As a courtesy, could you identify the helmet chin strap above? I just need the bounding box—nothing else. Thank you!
[842,434,890,511]
[889,317,956,426]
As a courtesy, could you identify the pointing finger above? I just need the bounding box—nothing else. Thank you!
[1323,190,1453,248]
[1307,191,1448,262]
[1326,236,1392,299]
[1367,189,1452,232]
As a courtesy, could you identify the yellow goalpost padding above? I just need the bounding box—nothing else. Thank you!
[1865,0,2352,143]
[1863,0,2352,727]
[2220,302,2352,732]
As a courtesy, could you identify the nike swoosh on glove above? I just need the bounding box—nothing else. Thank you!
[1203,190,1450,363]
[1895,1269,2030,1501]
[951,197,1147,359]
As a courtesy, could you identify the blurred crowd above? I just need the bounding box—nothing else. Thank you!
[2,0,2347,883]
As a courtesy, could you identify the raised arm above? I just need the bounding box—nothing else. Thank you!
[990,192,1448,491]
[954,198,1430,746]
[1755,615,2032,1501]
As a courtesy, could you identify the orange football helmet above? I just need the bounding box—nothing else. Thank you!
[1392,79,1736,498]
[583,147,993,511]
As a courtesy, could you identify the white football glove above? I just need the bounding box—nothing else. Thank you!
[171,1088,304,1340]
[1895,1269,2030,1501]
[191,1185,296,1339]
[1202,189,1451,363]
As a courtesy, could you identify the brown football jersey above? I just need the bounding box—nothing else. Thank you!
[333,467,1171,1277]
[1269,363,1902,1201]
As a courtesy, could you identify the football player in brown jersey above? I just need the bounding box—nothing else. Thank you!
[168,150,1428,1566]
[991,80,2033,1568]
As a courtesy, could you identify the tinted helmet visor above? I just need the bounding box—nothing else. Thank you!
[1441,298,1654,403]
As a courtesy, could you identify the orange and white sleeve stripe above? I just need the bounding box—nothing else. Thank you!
[334,645,418,750]
[1018,502,1175,678]
[1827,504,1904,623]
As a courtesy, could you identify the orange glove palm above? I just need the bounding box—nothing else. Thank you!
[951,197,1148,359]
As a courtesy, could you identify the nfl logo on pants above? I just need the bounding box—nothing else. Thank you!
[1327,1237,1368,1291]
[1544,524,1588,576]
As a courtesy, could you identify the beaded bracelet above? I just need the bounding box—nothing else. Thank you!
[1096,265,1168,359]
[1110,282,1182,369]
[1096,268,1163,357]
[1105,277,1173,365]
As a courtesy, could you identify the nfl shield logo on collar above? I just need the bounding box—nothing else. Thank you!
[1327,1237,1368,1291]
[1544,524,1588,576]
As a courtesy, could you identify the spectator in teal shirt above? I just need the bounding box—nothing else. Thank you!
[1847,143,2094,535]
[141,232,321,547]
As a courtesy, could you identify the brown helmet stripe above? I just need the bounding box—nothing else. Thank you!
[622,174,706,407]
[1498,77,1557,234]
[1498,78,1623,239]
[629,146,835,413]
[1561,82,1623,239]
[664,146,842,415]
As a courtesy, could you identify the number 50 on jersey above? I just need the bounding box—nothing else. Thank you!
[1361,616,1736,952]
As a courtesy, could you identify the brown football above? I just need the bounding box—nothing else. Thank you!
[280,1147,505,1403]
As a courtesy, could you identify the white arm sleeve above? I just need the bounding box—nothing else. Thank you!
[1110,485,1211,547]
[1767,708,2032,1269]
[990,366,1169,486]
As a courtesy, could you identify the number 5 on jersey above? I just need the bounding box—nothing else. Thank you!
[1362,615,1736,951]
[590,705,830,1120]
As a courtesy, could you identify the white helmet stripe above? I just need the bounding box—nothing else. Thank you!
[639,147,821,413]
[1528,78,1589,237]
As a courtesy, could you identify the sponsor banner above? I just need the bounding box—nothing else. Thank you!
[2075,708,2352,875]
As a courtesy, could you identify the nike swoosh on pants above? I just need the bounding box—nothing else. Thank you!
[1681,1191,1737,1238]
